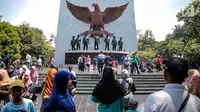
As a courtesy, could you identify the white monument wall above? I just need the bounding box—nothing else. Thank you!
[55,0,137,65]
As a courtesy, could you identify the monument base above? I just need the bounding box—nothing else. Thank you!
[80,30,114,37]
[65,50,129,64]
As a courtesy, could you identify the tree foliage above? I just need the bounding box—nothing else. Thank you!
[0,21,21,59]
[138,30,157,60]
[15,23,54,65]
[138,0,200,67]
[0,17,54,66]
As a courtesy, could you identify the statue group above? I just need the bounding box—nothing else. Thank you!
[70,35,123,51]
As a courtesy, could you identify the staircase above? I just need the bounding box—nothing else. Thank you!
[38,72,165,95]
[76,73,165,94]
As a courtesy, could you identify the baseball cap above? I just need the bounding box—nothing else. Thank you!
[10,80,24,89]
[163,57,189,74]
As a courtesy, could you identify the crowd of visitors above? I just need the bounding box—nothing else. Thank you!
[0,50,200,112]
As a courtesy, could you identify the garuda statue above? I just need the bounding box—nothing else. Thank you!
[66,1,128,37]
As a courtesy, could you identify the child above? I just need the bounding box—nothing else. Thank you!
[1,80,35,112]
[126,98,139,112]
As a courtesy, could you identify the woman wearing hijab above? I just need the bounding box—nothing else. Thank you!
[30,66,39,85]
[0,69,13,104]
[119,69,136,111]
[23,73,34,100]
[40,65,57,112]
[7,65,18,80]
[185,69,200,98]
[22,65,30,81]
[44,70,76,112]
[91,67,125,112]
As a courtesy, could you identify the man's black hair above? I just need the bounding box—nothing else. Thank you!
[164,57,189,83]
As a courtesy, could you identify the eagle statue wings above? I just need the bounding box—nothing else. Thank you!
[66,1,129,37]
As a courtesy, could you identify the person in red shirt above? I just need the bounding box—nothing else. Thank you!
[156,55,162,72]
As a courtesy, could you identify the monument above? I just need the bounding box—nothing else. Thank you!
[55,0,137,65]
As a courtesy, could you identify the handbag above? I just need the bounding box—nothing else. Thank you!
[28,81,45,94]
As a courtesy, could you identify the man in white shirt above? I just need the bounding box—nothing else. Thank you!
[26,53,32,69]
[142,57,200,112]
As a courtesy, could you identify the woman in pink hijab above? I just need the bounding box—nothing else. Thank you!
[30,66,39,85]
[23,74,33,98]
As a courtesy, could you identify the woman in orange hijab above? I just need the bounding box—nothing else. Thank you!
[40,65,57,112]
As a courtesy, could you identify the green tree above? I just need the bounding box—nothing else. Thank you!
[138,30,157,51]
[50,33,56,45]
[184,39,200,66]
[0,21,21,59]
[16,22,54,66]
[138,30,157,60]
[0,15,2,21]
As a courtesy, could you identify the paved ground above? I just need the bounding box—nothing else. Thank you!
[74,95,147,112]
[33,94,147,112]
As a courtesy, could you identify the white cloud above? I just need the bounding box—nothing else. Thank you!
[9,0,191,41]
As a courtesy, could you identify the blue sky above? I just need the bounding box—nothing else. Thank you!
[0,0,192,41]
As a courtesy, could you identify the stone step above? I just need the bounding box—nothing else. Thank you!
[77,84,165,88]
[77,87,163,91]
[39,77,165,82]
[75,90,156,95]
[38,74,163,78]
[77,81,165,84]
[76,76,164,79]
[77,79,165,82]
[75,73,163,76]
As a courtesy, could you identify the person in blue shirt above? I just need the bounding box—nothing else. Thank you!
[91,67,125,112]
[97,51,105,75]
[1,80,35,112]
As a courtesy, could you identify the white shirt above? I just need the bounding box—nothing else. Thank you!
[142,84,200,112]
[70,71,76,77]
[26,54,32,62]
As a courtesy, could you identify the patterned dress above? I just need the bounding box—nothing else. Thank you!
[185,69,200,98]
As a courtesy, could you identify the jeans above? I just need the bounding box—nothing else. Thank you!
[131,63,140,74]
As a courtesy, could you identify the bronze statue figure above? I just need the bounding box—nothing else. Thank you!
[70,36,76,50]
[118,37,123,51]
[76,35,81,50]
[111,36,117,51]
[83,36,89,50]
[66,1,129,37]
[94,36,100,50]
[104,35,110,50]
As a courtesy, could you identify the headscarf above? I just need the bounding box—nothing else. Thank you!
[22,65,30,76]
[92,67,124,104]
[23,74,32,96]
[7,66,18,78]
[0,69,13,87]
[44,71,76,112]
[43,68,57,99]
[120,69,134,94]
[185,69,200,97]
[30,66,39,79]
[24,74,32,87]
